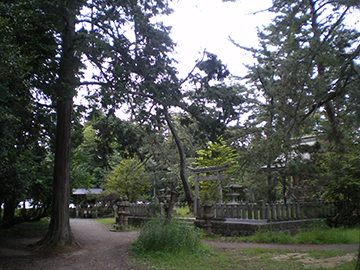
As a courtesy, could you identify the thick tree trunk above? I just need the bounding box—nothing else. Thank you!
[1,196,16,225]
[164,109,194,207]
[40,98,75,246]
[165,187,178,226]
[38,2,77,246]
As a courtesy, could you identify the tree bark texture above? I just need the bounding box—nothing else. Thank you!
[39,2,77,246]
[164,109,194,207]
[165,187,178,226]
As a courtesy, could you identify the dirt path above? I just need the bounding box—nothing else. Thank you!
[0,219,140,270]
[0,219,358,270]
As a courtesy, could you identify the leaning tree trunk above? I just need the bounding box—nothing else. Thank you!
[309,0,341,146]
[164,109,194,207]
[38,1,78,246]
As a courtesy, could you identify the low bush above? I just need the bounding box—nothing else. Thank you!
[130,218,203,257]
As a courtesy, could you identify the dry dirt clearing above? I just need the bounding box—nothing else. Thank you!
[0,219,358,270]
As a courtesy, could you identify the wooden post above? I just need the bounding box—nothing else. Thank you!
[259,201,265,219]
[271,204,276,220]
[254,203,258,220]
[188,162,229,216]
[276,203,281,220]
[194,173,199,216]
[248,203,253,219]
[241,203,246,219]
[217,171,222,204]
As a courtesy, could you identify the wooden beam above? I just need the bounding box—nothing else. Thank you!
[191,174,228,181]
[188,162,230,174]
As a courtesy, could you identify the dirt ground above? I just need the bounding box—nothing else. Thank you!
[0,219,358,270]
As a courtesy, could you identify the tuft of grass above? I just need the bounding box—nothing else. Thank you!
[130,218,204,258]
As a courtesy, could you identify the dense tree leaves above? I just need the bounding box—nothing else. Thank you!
[0,0,181,245]
[233,0,360,202]
[184,52,246,142]
[192,136,240,201]
[105,158,151,203]
[0,0,57,226]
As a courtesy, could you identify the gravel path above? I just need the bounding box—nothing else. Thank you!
[0,219,141,270]
[0,218,358,270]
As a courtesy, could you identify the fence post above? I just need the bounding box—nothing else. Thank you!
[276,203,281,220]
[226,204,230,218]
[235,204,240,218]
[260,201,265,219]
[254,203,258,219]
[291,203,295,219]
[265,203,270,220]
[248,203,253,219]
[271,203,276,220]
[296,203,300,218]
[285,203,290,220]
[280,204,284,219]
[239,202,244,219]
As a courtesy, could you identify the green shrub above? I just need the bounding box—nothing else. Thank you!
[222,220,359,245]
[130,218,203,257]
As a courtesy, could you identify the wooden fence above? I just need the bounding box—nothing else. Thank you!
[207,201,337,221]
[128,203,154,216]
[128,201,337,221]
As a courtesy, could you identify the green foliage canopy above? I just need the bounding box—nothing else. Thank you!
[105,158,151,203]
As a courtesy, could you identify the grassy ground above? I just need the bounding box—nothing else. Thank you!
[173,206,194,218]
[1,213,357,269]
[204,224,360,245]
[94,217,115,227]
[132,247,357,270]
[124,211,359,270]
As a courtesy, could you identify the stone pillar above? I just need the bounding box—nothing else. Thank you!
[115,198,124,230]
[122,197,130,228]
[115,197,130,230]
[203,203,213,236]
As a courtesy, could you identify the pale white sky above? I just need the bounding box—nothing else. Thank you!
[156,0,273,78]
[76,0,274,116]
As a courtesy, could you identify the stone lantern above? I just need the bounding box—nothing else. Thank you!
[115,196,130,230]
[223,179,243,204]
[202,193,213,236]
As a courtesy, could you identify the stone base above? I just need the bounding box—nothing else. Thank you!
[194,218,320,236]
[128,216,151,226]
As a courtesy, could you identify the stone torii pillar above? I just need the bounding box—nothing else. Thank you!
[188,162,229,216]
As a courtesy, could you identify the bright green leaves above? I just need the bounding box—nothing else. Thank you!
[105,158,150,202]
[194,136,239,172]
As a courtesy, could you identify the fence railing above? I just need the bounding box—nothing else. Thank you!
[128,203,155,216]
[208,201,337,221]
[129,201,337,221]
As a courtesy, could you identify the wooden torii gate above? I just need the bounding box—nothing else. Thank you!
[188,162,229,215]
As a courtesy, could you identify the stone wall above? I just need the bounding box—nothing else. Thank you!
[194,218,318,236]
